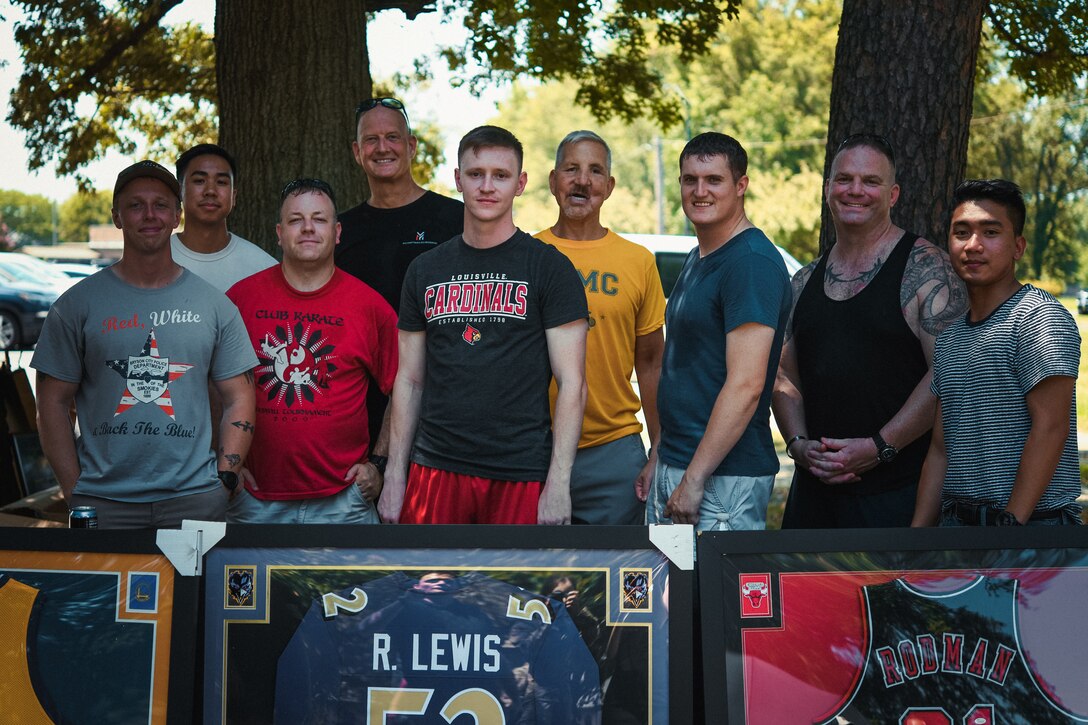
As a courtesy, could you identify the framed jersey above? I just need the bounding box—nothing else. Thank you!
[0,528,200,724]
[698,527,1088,725]
[202,525,690,725]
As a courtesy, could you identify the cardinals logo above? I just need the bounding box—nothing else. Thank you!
[739,573,772,618]
[462,323,481,345]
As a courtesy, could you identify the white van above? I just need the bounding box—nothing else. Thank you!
[618,232,804,298]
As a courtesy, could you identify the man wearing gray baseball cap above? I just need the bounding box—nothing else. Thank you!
[31,160,258,528]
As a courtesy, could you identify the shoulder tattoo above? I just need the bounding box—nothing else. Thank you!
[784,260,819,343]
[902,242,968,336]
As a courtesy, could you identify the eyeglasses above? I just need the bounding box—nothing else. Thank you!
[836,133,895,168]
[280,178,336,206]
[355,97,411,133]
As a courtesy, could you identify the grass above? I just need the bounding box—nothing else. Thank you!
[1056,296,1088,432]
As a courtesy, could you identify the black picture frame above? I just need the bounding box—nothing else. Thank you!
[697,527,1088,725]
[0,528,200,725]
[11,432,59,497]
[203,524,692,724]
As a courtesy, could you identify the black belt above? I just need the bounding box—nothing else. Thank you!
[950,501,1065,526]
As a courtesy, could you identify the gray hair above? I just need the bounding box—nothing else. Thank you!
[554,130,612,174]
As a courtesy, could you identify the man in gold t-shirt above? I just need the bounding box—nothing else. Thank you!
[535,131,666,525]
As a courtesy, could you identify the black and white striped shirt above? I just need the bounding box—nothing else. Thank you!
[932,285,1081,512]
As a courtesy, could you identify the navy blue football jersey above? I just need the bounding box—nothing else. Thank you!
[274,572,602,724]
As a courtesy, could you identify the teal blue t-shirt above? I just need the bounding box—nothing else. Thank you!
[657,227,791,477]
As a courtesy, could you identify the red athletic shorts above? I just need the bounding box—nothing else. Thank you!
[400,463,542,524]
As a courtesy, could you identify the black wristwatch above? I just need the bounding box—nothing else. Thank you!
[872,432,898,464]
[995,510,1022,526]
[218,470,239,492]
[369,455,388,475]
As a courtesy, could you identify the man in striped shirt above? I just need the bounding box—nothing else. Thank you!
[913,179,1082,527]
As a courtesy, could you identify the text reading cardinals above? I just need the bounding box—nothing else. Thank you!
[424,275,529,321]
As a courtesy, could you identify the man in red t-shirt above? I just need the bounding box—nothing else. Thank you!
[226,178,398,523]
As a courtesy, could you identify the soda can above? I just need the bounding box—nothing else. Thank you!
[69,506,98,529]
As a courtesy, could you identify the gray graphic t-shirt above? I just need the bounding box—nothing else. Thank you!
[31,267,257,502]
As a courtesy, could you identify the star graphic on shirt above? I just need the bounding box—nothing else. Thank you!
[105,328,194,419]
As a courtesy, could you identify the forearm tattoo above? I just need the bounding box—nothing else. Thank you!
[231,420,255,434]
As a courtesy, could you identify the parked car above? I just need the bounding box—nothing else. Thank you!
[52,262,103,279]
[618,232,805,298]
[0,253,76,293]
[1078,289,1088,315]
[0,267,57,349]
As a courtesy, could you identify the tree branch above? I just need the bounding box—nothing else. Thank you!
[69,0,186,95]
[368,1,437,20]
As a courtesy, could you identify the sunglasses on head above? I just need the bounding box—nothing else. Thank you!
[355,97,411,133]
[280,177,336,205]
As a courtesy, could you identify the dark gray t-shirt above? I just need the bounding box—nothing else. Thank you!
[31,267,257,502]
[399,231,588,481]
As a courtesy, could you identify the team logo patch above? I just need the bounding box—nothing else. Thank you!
[226,567,256,609]
[739,573,772,618]
[105,328,193,419]
[416,231,425,241]
[462,323,481,345]
[620,569,651,611]
[126,572,159,613]
[255,322,337,408]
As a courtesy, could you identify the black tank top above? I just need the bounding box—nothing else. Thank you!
[793,231,929,495]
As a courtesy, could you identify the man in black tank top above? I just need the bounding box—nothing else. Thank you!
[772,134,966,528]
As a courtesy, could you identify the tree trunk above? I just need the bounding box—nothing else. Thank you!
[821,0,986,252]
[215,1,371,254]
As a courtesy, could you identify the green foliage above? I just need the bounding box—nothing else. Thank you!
[984,0,1088,97]
[968,28,1088,283]
[7,1,216,190]
[58,189,112,244]
[0,189,54,245]
[439,0,742,129]
[492,0,838,262]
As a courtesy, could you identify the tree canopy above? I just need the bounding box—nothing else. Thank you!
[493,0,839,263]
[5,0,1088,272]
[7,0,741,245]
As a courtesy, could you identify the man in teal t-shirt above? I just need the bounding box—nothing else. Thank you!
[649,133,791,532]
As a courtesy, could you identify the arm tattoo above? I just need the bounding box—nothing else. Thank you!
[784,261,818,344]
[222,453,241,468]
[231,420,255,434]
[902,242,968,336]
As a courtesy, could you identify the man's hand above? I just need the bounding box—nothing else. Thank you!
[634,448,657,503]
[347,462,383,501]
[663,474,704,526]
[537,482,571,525]
[806,436,877,484]
[377,470,407,524]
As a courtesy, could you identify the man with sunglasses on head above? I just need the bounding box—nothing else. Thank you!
[225,179,398,524]
[773,134,966,528]
[336,96,464,479]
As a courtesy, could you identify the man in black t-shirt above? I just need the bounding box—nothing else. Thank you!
[379,126,588,526]
[335,97,464,470]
